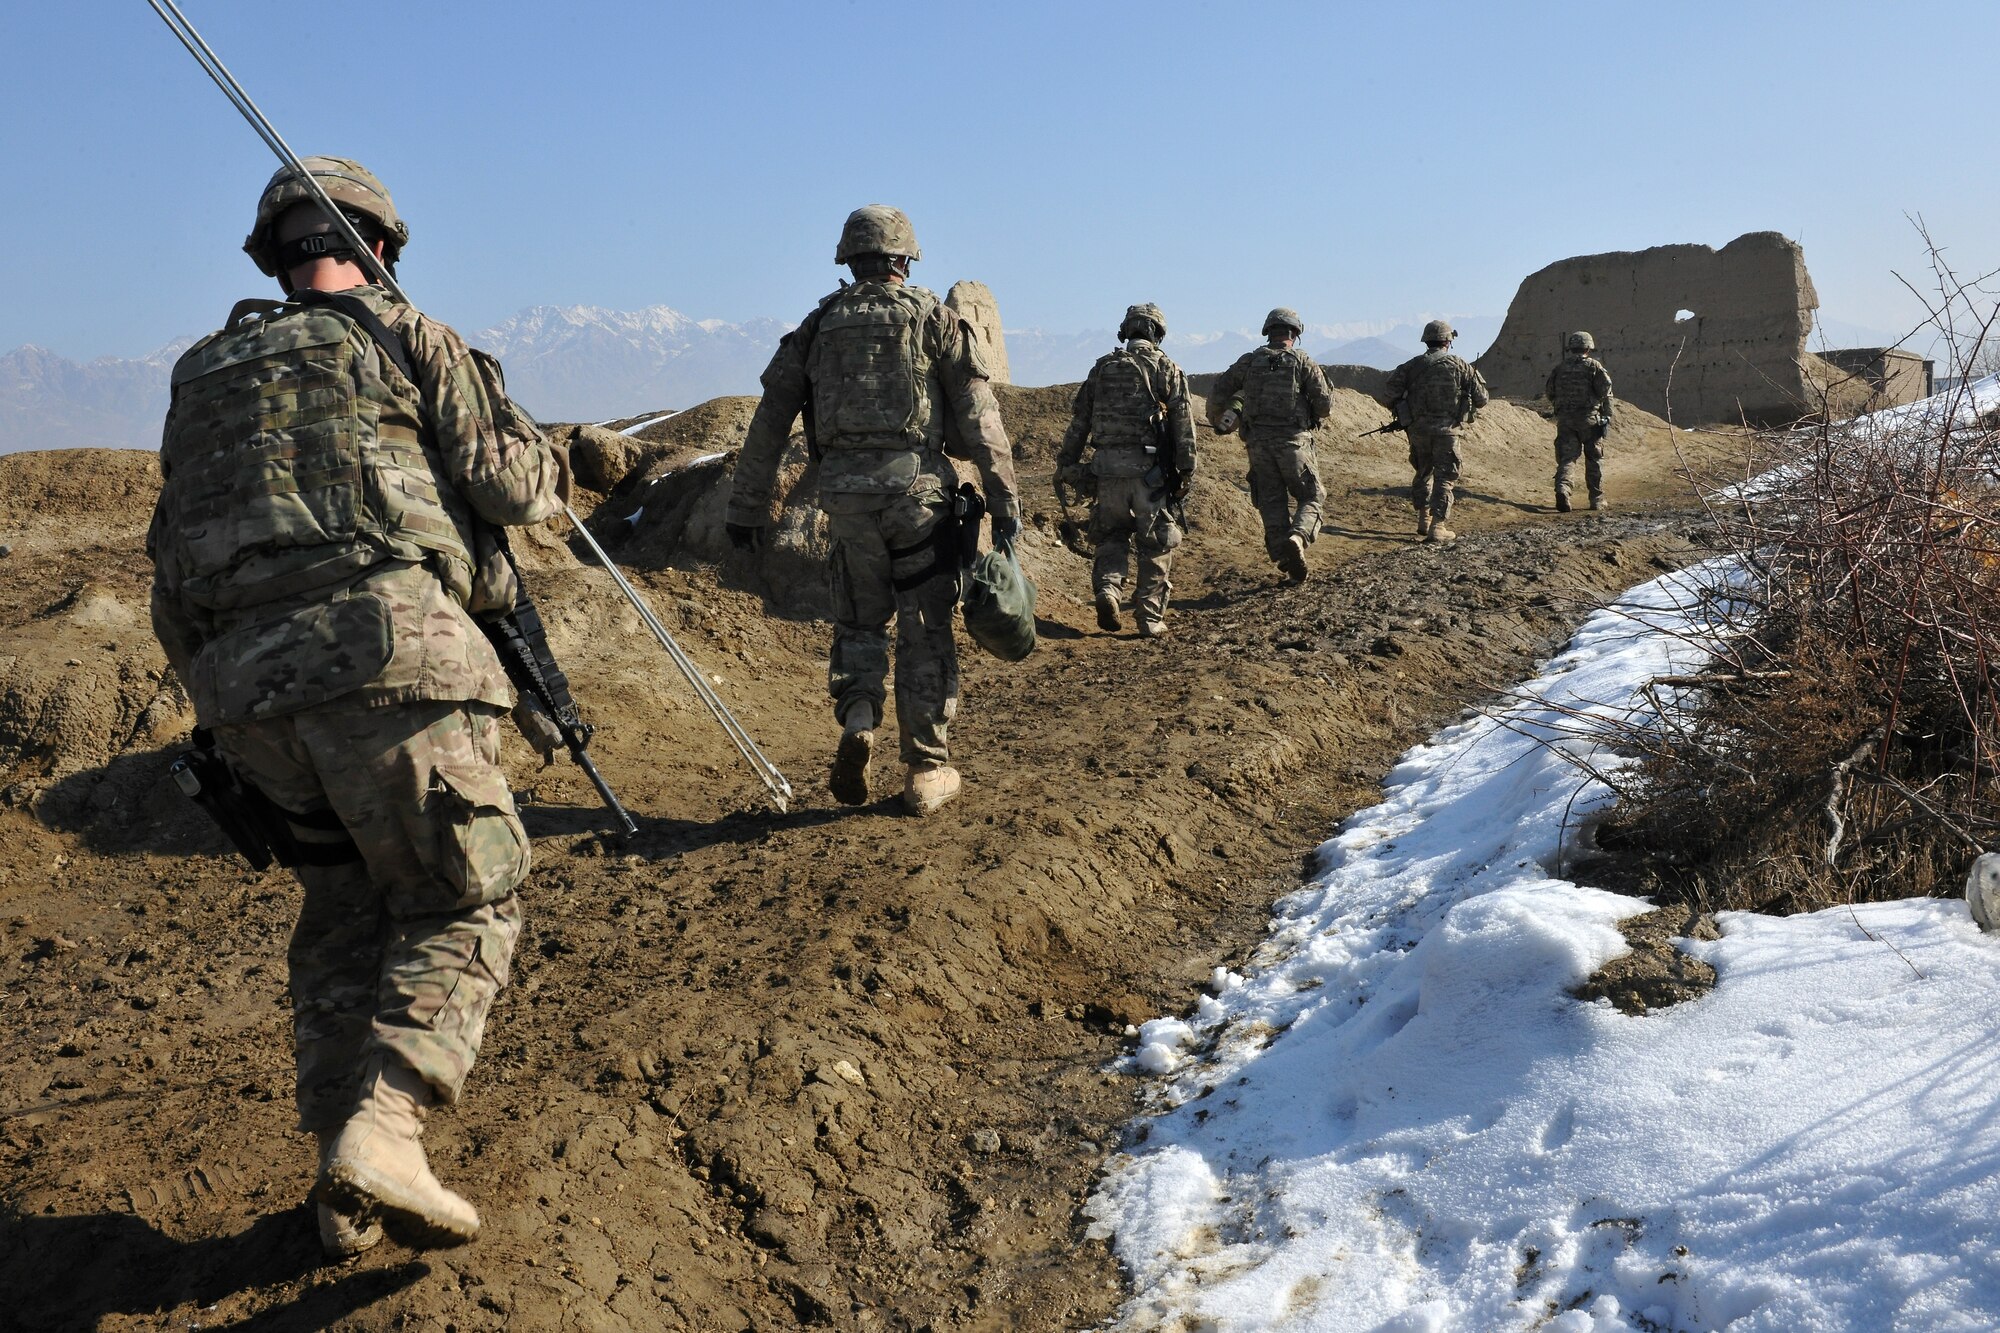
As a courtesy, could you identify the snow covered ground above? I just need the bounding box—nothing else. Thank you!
[1088,564,2000,1332]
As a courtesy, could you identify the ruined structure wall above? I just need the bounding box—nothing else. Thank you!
[1475,232,1819,425]
[945,280,1010,385]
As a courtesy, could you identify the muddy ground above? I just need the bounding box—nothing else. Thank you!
[0,390,1731,1331]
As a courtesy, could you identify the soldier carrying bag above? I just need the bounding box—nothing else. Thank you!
[952,483,1037,662]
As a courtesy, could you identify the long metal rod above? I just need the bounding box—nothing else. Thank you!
[146,0,793,813]
[146,0,408,304]
[562,506,794,811]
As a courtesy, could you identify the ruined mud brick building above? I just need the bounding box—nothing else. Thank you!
[1476,231,1922,425]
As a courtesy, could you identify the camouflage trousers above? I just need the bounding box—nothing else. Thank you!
[1092,475,1180,627]
[212,699,529,1132]
[1245,432,1324,561]
[1408,429,1463,520]
[825,490,960,769]
[1553,421,1605,502]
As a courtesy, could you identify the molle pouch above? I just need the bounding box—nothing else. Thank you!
[193,592,394,722]
[1091,445,1153,480]
[817,447,922,496]
[426,762,530,909]
[1151,507,1185,552]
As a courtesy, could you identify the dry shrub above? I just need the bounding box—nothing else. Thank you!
[1600,251,2000,914]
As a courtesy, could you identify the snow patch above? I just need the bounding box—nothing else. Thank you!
[1089,563,2000,1330]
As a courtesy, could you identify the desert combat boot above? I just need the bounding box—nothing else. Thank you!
[320,1057,480,1248]
[1426,522,1457,544]
[830,701,877,806]
[1280,534,1309,583]
[904,765,961,815]
[314,1132,383,1259]
[1095,588,1122,633]
[1415,508,1432,538]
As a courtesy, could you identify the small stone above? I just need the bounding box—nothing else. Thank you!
[968,1128,1002,1155]
[830,1059,865,1087]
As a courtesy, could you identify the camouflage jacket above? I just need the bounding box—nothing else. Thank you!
[1385,348,1490,433]
[148,284,565,724]
[1209,343,1333,443]
[727,279,1019,525]
[1057,340,1198,479]
[1544,353,1614,425]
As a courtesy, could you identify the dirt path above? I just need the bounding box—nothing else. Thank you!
[0,405,1728,1331]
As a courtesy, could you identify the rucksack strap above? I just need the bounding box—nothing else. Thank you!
[293,289,416,384]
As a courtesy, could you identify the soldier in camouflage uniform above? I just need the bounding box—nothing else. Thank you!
[725,206,1019,816]
[1383,319,1490,543]
[1207,308,1332,582]
[1543,330,1615,511]
[147,158,570,1259]
[1056,303,1197,637]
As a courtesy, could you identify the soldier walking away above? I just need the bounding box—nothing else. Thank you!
[725,206,1020,816]
[1544,331,1615,511]
[1383,319,1490,544]
[1207,308,1332,582]
[1055,303,1198,637]
[147,158,572,1259]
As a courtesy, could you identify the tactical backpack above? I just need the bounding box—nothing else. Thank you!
[1242,346,1308,428]
[806,284,937,449]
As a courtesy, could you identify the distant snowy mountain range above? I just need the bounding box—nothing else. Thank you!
[0,304,1905,454]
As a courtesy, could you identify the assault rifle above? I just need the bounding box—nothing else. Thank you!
[481,586,638,836]
[1360,419,1406,438]
[146,0,793,815]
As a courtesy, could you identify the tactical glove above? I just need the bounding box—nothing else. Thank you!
[726,522,764,553]
[1057,462,1089,487]
[550,442,575,505]
[990,514,1021,550]
[511,694,565,764]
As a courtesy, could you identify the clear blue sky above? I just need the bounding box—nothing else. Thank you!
[6,1,1994,359]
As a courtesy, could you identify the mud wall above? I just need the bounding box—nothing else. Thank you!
[1476,232,1820,425]
[946,280,1010,385]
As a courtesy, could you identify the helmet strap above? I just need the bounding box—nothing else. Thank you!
[273,231,358,273]
[849,254,910,281]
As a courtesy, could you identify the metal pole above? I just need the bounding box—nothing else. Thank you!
[145,0,407,304]
[145,0,793,812]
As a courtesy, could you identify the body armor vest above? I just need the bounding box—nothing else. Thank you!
[1407,351,1471,431]
[807,283,939,451]
[1548,355,1605,417]
[1243,346,1309,428]
[159,301,478,620]
[1089,346,1164,449]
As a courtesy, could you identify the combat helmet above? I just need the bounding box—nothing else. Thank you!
[1262,307,1305,338]
[835,205,921,264]
[1566,331,1596,352]
[1422,319,1456,346]
[1119,302,1167,342]
[243,156,407,277]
